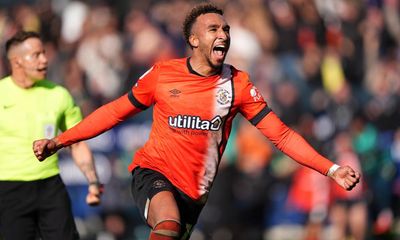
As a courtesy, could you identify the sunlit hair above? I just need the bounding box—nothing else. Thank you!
[5,31,41,56]
[182,4,223,48]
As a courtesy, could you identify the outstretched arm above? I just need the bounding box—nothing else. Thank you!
[70,141,103,206]
[33,94,142,161]
[256,111,360,190]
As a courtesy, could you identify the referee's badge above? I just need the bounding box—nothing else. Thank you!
[44,124,56,139]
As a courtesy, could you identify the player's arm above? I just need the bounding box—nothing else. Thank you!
[33,64,159,161]
[237,72,360,190]
[33,94,142,161]
[254,110,360,190]
[70,141,103,206]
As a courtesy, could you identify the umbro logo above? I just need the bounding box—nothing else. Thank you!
[169,89,181,97]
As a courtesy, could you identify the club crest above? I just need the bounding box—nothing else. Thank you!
[216,88,232,105]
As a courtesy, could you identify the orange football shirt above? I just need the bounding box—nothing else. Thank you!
[58,57,334,201]
[127,58,268,200]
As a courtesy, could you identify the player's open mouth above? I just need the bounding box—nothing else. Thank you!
[213,45,227,60]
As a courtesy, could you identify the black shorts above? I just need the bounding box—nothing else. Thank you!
[131,167,204,239]
[0,175,79,240]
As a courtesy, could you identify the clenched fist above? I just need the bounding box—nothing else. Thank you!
[330,165,361,191]
[32,138,62,161]
[86,182,104,206]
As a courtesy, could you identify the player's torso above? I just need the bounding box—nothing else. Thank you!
[135,60,240,199]
[155,64,235,138]
[148,61,239,154]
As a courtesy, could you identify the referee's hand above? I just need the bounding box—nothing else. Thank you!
[32,138,61,161]
[86,182,104,206]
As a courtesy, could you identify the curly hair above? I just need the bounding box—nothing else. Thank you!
[182,4,223,48]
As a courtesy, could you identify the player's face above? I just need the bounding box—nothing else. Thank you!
[192,13,230,69]
[18,38,48,82]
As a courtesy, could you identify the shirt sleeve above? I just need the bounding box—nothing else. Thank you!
[128,64,160,109]
[238,72,270,124]
[58,94,142,146]
[255,111,334,175]
[59,89,83,132]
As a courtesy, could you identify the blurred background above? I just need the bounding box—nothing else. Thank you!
[1,0,400,239]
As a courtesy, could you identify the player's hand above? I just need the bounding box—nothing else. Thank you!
[330,165,361,191]
[32,138,61,161]
[86,182,104,206]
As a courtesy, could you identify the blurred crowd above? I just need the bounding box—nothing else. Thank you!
[1,0,400,239]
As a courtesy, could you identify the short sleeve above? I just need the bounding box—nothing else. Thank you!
[239,74,271,125]
[59,89,83,131]
[128,64,160,109]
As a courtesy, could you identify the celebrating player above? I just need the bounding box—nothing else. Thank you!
[33,4,360,240]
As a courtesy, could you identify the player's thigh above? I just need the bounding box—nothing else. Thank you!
[147,190,180,227]
[37,175,79,240]
[0,181,37,240]
[131,167,180,227]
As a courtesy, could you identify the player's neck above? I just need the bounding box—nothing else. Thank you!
[188,57,221,77]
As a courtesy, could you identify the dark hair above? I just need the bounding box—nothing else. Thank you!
[182,4,223,47]
[5,31,41,55]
